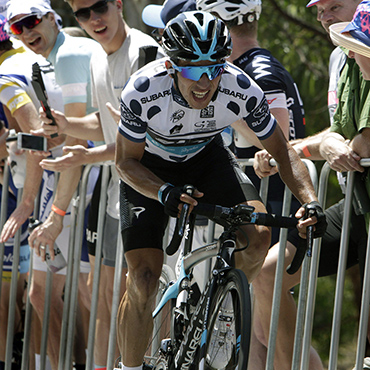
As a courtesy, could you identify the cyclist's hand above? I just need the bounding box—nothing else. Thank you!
[296,201,327,239]
[159,184,203,217]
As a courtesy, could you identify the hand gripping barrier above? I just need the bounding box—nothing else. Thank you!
[1,158,370,370]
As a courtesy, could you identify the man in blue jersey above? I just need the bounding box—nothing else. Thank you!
[196,0,306,246]
[113,11,326,370]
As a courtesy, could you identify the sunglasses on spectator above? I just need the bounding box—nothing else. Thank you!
[73,0,115,22]
[9,14,43,35]
[170,62,226,81]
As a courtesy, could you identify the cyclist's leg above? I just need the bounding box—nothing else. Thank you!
[235,198,271,282]
[116,248,163,367]
[118,181,167,367]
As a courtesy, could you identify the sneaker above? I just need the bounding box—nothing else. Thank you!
[352,357,370,370]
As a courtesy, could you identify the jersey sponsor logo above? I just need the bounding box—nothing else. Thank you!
[140,89,171,104]
[120,103,143,127]
[218,87,248,100]
[252,55,272,79]
[200,106,214,118]
[194,120,216,131]
[9,95,25,111]
[286,97,295,108]
[250,98,269,127]
[170,124,183,135]
[171,109,185,123]
[86,229,98,244]
[267,97,277,105]
[132,206,145,218]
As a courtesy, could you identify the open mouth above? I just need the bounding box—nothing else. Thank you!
[193,90,209,99]
[29,37,41,46]
[94,26,107,33]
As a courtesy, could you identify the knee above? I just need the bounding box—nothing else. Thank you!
[128,264,161,304]
[245,227,271,264]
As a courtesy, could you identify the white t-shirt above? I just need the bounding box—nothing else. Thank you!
[90,28,164,218]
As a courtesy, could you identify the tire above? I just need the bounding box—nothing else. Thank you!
[202,269,251,370]
[145,264,176,367]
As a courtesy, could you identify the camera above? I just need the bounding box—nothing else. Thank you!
[17,133,47,151]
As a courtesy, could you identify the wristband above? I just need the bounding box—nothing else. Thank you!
[158,183,174,205]
[51,204,66,216]
[302,145,312,158]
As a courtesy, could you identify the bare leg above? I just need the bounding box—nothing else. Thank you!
[29,270,66,370]
[252,241,324,370]
[235,200,271,283]
[117,248,163,367]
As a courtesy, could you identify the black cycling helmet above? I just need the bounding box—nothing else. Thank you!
[162,11,232,62]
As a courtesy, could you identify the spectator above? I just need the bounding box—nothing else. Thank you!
[30,0,165,367]
[196,0,305,246]
[252,1,369,369]
[0,0,101,368]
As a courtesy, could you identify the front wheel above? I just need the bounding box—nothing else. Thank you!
[202,269,251,370]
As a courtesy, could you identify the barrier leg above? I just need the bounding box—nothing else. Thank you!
[5,188,23,370]
[327,171,355,370]
[265,187,292,370]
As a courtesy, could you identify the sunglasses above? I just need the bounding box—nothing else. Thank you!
[9,14,43,35]
[171,62,226,81]
[73,0,115,22]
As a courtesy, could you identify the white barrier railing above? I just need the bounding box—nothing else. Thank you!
[1,158,369,369]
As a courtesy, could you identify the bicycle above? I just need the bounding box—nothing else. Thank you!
[145,185,298,370]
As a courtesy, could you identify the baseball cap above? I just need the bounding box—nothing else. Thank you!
[142,0,196,28]
[0,14,9,41]
[0,0,8,18]
[7,0,62,29]
[329,0,370,58]
[306,0,320,7]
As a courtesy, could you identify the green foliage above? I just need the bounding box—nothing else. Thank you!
[258,0,334,136]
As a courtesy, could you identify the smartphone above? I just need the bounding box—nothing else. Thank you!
[17,133,47,151]
[31,62,58,138]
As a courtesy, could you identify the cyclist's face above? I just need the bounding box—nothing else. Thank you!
[348,50,370,80]
[315,0,360,33]
[168,60,222,110]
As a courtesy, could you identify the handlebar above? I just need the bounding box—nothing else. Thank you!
[166,201,298,256]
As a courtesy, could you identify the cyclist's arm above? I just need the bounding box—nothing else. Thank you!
[115,134,166,201]
[115,134,198,207]
[260,124,317,205]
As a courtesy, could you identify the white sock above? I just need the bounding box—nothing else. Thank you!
[120,365,142,370]
[35,354,52,370]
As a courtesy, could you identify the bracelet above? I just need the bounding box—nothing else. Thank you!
[158,183,174,205]
[302,145,312,158]
[51,204,66,216]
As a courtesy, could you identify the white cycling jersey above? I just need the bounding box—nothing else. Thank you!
[118,58,277,163]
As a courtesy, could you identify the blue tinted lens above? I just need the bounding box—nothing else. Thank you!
[172,63,225,81]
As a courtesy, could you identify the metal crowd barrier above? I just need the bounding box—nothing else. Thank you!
[1,158,370,370]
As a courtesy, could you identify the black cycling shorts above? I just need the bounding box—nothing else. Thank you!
[287,198,367,277]
[120,136,261,253]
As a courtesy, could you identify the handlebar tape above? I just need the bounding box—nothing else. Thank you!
[251,213,298,228]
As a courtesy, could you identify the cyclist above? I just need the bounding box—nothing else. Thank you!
[196,0,306,247]
[113,11,326,370]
